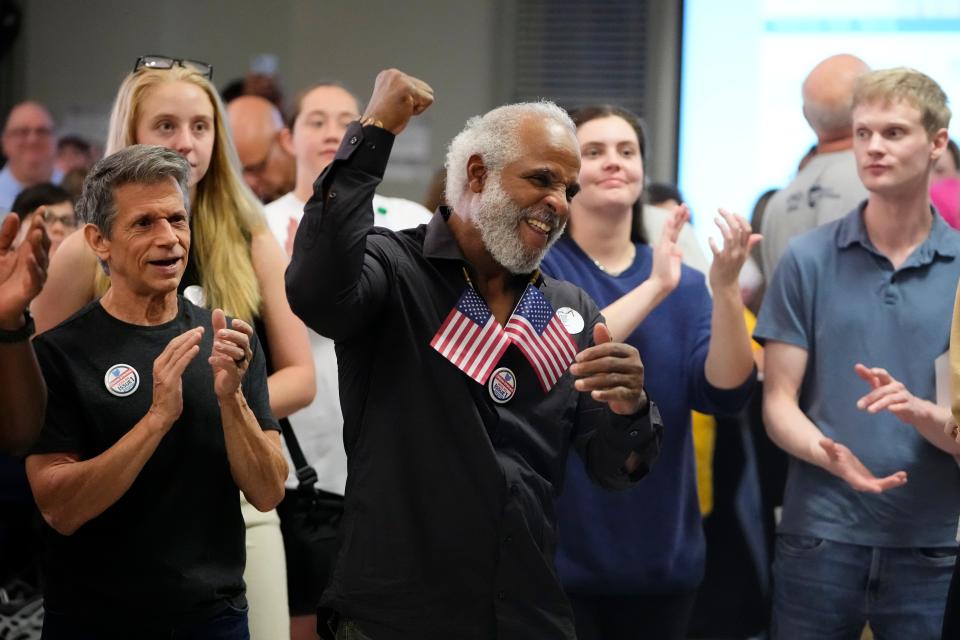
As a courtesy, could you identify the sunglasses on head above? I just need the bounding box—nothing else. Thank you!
[133,55,213,80]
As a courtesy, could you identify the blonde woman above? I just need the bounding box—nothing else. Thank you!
[32,56,314,640]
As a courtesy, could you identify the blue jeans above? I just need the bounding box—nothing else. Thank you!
[771,534,956,640]
[41,603,250,639]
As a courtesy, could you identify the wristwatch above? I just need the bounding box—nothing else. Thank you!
[0,309,35,343]
[358,115,385,130]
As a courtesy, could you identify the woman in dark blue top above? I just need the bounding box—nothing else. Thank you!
[540,105,759,640]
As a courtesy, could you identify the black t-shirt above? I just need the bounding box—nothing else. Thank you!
[30,296,279,627]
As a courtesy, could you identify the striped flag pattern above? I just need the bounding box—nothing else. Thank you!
[430,286,512,384]
[504,284,579,392]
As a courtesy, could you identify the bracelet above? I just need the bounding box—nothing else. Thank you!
[358,115,385,130]
[0,309,35,343]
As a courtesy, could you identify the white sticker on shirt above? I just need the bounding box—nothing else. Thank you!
[104,364,140,397]
[183,285,206,307]
[555,307,585,335]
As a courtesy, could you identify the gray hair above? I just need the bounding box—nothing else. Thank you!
[76,144,191,237]
[444,101,575,207]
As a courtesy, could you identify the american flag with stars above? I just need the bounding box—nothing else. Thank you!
[430,286,512,384]
[504,284,579,392]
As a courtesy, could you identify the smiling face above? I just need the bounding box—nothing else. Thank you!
[853,99,947,197]
[134,81,215,188]
[471,117,580,273]
[573,115,644,214]
[91,177,190,299]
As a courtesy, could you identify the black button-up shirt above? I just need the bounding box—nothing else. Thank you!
[286,122,662,640]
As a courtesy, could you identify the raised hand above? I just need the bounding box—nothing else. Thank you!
[818,437,907,493]
[209,308,254,398]
[148,327,204,428]
[0,213,50,327]
[362,69,435,135]
[570,322,648,415]
[708,208,761,292]
[649,203,688,294]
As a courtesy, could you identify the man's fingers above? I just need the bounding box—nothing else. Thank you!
[214,340,246,361]
[574,372,640,392]
[589,386,642,404]
[874,471,908,492]
[156,327,204,370]
[0,214,19,250]
[230,317,254,337]
[853,363,880,389]
[818,438,838,460]
[212,308,226,334]
[168,344,201,379]
[27,214,51,253]
[576,336,632,362]
[864,396,896,414]
[592,322,612,347]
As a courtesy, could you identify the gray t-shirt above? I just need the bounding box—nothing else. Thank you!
[760,150,868,280]
[755,205,960,547]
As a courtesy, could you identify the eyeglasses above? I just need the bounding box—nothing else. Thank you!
[133,55,213,80]
[4,126,53,140]
[39,206,77,228]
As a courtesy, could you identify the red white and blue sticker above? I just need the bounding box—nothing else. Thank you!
[104,364,140,397]
[488,367,517,404]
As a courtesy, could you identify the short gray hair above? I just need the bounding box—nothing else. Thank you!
[76,144,191,237]
[444,101,575,206]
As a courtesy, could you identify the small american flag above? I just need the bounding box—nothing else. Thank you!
[505,284,579,392]
[430,286,512,384]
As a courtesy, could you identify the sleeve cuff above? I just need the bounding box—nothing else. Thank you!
[330,121,396,179]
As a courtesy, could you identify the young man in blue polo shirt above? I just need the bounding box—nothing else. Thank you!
[756,67,960,638]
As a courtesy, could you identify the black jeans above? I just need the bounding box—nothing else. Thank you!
[568,591,698,640]
[41,604,250,640]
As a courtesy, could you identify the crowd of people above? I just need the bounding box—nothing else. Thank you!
[0,50,958,640]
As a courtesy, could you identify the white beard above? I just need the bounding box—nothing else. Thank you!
[470,173,566,274]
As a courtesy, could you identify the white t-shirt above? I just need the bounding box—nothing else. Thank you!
[265,192,431,493]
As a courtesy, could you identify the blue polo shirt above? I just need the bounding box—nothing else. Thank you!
[755,203,960,548]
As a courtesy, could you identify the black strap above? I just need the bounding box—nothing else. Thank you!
[279,417,319,490]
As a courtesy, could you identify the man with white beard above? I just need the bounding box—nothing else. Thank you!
[285,69,663,640]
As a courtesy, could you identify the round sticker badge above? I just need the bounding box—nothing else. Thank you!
[488,367,517,404]
[104,364,140,397]
[555,307,585,335]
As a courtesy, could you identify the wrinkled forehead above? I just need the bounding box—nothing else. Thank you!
[513,116,580,173]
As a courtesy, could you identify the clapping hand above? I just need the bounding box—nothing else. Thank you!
[570,323,648,416]
[708,209,761,293]
[649,203,688,294]
[0,213,50,327]
[209,308,254,398]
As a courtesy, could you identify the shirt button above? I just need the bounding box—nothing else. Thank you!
[509,484,520,496]
[349,135,359,145]
[504,535,512,543]
[328,191,337,199]
[497,590,505,600]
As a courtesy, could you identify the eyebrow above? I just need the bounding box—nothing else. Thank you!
[304,109,359,118]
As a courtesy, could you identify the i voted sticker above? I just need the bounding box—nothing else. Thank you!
[104,364,140,397]
[488,367,517,404]
[555,307,585,335]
